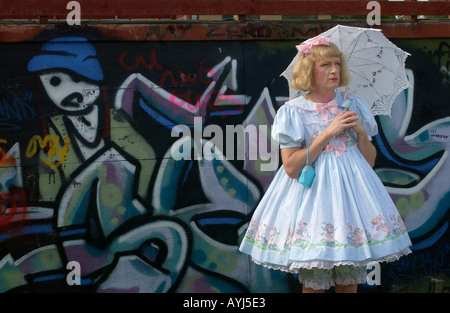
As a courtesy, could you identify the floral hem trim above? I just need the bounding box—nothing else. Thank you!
[242,214,408,255]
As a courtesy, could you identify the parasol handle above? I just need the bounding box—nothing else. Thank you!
[345,85,350,111]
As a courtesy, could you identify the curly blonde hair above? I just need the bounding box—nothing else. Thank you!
[290,42,351,91]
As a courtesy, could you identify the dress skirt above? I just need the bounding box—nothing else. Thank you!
[239,145,411,273]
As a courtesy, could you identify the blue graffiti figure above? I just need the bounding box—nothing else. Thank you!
[0,37,190,292]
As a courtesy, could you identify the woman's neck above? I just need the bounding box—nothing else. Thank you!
[305,89,335,104]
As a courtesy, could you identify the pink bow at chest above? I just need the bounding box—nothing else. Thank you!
[316,100,342,122]
[325,144,346,157]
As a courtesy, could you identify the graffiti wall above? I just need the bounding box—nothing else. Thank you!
[0,28,448,293]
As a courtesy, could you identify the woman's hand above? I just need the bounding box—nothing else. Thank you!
[325,110,376,167]
[351,115,366,137]
[323,111,359,138]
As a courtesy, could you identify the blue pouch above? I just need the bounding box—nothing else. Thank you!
[299,144,315,188]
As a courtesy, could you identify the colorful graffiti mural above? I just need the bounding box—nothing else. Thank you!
[0,30,448,293]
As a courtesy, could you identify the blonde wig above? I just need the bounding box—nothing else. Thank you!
[290,42,351,92]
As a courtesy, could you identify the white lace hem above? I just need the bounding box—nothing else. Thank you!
[251,247,412,273]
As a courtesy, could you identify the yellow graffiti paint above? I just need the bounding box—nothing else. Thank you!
[25,134,70,168]
[395,197,410,217]
[99,182,123,208]
[410,191,425,211]
[209,249,238,273]
[37,248,61,268]
[395,191,425,218]
[1,271,24,290]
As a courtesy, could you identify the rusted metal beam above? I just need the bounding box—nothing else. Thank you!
[0,0,449,19]
[1,20,449,43]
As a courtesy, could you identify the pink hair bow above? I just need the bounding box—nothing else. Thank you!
[325,144,346,157]
[296,36,331,56]
[316,100,342,122]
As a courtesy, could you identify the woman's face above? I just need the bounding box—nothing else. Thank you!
[312,56,341,92]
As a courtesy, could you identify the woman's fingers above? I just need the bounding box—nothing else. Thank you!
[334,111,356,123]
[326,111,359,137]
[339,111,359,126]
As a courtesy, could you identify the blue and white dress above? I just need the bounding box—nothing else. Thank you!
[239,92,412,273]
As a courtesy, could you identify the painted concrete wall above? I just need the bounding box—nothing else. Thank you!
[0,28,449,292]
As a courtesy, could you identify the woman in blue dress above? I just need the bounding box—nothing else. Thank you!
[239,37,412,293]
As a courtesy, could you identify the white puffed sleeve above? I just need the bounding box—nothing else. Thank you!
[271,103,305,148]
[350,94,378,140]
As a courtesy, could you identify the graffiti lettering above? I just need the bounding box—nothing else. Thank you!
[431,133,449,140]
[120,49,211,86]
[119,48,212,105]
[0,93,35,130]
[25,135,70,168]
[119,48,163,71]
[206,24,272,40]
[388,243,450,282]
